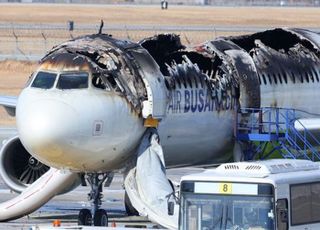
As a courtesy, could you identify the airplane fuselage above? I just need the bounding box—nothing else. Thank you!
[14,28,320,172]
[2,28,320,225]
[17,74,237,171]
[17,87,145,172]
[17,68,320,172]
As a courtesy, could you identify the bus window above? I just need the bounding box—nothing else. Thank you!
[290,182,320,225]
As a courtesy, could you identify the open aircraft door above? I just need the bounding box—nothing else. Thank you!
[128,47,168,120]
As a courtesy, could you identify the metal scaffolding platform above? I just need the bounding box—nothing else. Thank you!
[235,107,320,161]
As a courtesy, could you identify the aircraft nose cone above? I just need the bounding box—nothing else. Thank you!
[16,98,79,163]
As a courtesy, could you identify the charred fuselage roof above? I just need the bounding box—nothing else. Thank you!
[141,28,320,109]
[41,34,147,112]
[39,28,320,115]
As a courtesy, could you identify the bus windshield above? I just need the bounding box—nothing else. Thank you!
[179,183,275,230]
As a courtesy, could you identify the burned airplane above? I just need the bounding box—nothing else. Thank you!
[0,28,319,228]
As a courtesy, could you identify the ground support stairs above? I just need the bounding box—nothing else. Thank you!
[235,107,320,161]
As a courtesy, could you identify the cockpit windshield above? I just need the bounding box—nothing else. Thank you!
[57,72,88,90]
[31,71,57,89]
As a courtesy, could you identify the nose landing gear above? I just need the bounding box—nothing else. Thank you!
[78,173,111,226]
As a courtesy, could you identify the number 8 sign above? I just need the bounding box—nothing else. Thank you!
[219,183,232,194]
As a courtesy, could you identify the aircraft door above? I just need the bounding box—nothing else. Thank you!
[205,40,261,109]
[224,49,260,109]
[129,48,168,120]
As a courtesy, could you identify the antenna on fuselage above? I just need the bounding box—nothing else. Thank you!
[98,20,104,34]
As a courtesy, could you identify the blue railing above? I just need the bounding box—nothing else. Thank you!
[235,107,320,161]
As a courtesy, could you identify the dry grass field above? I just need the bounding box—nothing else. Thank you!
[0,4,319,125]
[0,4,320,27]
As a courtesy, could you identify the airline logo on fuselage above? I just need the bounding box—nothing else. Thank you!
[167,88,237,114]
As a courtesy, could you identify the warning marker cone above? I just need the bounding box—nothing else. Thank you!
[52,219,61,227]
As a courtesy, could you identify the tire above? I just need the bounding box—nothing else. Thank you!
[94,209,108,226]
[125,192,139,216]
[78,209,92,226]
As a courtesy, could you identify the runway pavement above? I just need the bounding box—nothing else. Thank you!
[0,172,144,229]
[0,169,204,229]
[0,128,205,229]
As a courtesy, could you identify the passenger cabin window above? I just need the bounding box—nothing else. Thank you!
[290,182,320,225]
[299,74,304,83]
[305,73,310,83]
[262,74,267,85]
[314,70,319,82]
[268,74,272,84]
[273,74,278,84]
[316,70,320,82]
[282,73,288,84]
[257,74,261,85]
[31,71,57,89]
[278,73,282,84]
[291,72,295,84]
[57,72,88,90]
[309,72,314,83]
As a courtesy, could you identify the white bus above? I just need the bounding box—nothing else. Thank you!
[178,159,320,230]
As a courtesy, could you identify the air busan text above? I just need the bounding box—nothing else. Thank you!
[167,88,237,114]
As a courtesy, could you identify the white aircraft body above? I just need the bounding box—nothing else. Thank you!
[0,28,319,228]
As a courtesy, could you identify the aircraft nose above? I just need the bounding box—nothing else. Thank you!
[16,99,80,162]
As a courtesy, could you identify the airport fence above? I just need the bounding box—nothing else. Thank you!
[0,23,264,61]
[0,23,319,61]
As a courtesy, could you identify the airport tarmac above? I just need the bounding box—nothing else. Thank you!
[0,172,149,229]
[0,169,205,229]
[0,128,204,229]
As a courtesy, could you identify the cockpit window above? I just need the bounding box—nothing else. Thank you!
[57,72,88,90]
[92,74,110,90]
[31,71,57,89]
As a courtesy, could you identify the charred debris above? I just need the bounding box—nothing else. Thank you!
[40,28,320,114]
[140,28,320,110]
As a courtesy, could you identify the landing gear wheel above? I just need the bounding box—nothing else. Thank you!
[125,192,139,216]
[94,209,108,226]
[82,173,112,226]
[78,208,92,226]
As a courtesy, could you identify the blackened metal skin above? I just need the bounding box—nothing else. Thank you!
[142,28,320,114]
[20,27,320,169]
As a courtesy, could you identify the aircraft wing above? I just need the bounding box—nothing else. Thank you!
[0,95,17,117]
